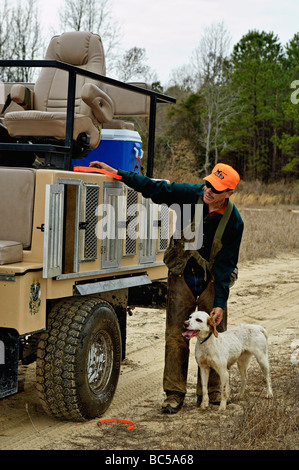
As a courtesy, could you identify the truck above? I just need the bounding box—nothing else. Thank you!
[0,31,175,421]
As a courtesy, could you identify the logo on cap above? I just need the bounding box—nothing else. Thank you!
[214,169,226,180]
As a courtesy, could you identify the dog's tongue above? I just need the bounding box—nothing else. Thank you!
[182,330,198,339]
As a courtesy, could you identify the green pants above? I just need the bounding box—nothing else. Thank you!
[163,272,227,396]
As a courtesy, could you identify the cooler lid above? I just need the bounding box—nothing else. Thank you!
[100,129,142,142]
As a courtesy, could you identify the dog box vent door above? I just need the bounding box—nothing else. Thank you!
[139,196,156,264]
[43,184,64,278]
[78,182,100,264]
[123,187,138,256]
[157,203,170,252]
[100,181,124,269]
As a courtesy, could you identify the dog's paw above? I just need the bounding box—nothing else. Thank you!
[218,403,227,411]
[200,398,209,410]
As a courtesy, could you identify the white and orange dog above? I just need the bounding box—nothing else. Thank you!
[183,311,273,411]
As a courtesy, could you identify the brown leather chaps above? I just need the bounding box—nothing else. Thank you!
[163,272,227,396]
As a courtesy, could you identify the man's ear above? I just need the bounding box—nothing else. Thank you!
[207,317,218,337]
[225,190,234,199]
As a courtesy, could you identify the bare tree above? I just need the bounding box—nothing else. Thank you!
[191,22,236,174]
[0,1,12,61]
[192,22,232,88]
[12,0,44,81]
[59,0,121,71]
[0,0,43,82]
[115,47,152,82]
[168,63,196,94]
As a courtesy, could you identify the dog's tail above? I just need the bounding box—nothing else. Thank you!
[258,325,268,341]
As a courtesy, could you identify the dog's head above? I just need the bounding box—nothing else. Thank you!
[182,311,218,339]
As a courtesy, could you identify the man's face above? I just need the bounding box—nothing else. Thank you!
[203,184,233,206]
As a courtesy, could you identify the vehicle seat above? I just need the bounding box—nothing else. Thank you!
[0,167,36,264]
[3,31,114,149]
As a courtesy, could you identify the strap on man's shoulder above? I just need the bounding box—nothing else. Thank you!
[214,199,234,240]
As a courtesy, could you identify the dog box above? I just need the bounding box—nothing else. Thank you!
[72,129,143,173]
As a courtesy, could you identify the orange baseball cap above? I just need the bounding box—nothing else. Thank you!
[203,163,240,191]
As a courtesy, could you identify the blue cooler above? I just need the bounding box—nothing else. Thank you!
[72,129,143,173]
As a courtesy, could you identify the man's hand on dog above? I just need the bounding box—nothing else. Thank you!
[210,307,224,326]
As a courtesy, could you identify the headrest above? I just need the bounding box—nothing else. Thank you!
[46,31,105,68]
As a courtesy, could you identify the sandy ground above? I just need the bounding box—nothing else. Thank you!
[0,252,298,451]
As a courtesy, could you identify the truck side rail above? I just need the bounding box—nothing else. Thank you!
[0,60,176,175]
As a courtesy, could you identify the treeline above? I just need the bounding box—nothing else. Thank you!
[153,29,299,183]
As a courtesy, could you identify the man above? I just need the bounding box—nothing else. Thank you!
[90,161,244,413]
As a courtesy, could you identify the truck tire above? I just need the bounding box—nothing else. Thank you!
[36,296,122,421]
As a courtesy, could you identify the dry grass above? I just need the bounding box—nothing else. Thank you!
[70,355,298,451]
[232,180,299,206]
[194,363,299,451]
[237,206,299,263]
[225,399,298,450]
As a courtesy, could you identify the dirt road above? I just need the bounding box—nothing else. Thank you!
[0,253,298,450]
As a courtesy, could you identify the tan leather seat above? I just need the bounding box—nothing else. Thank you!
[0,167,36,264]
[4,32,114,148]
[0,240,23,265]
[0,167,36,250]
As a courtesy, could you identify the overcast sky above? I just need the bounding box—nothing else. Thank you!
[38,0,299,84]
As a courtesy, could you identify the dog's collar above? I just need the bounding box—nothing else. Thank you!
[200,332,212,344]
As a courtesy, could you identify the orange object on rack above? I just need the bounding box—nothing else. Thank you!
[73,166,123,180]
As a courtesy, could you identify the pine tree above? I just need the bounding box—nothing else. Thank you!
[277,33,299,178]
[226,30,284,181]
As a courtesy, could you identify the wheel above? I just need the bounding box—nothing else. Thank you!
[36,297,122,421]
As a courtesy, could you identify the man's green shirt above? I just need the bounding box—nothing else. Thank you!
[118,169,244,309]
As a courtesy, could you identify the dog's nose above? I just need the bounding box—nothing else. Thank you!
[184,320,189,326]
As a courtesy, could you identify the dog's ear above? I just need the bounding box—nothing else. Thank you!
[207,317,218,337]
